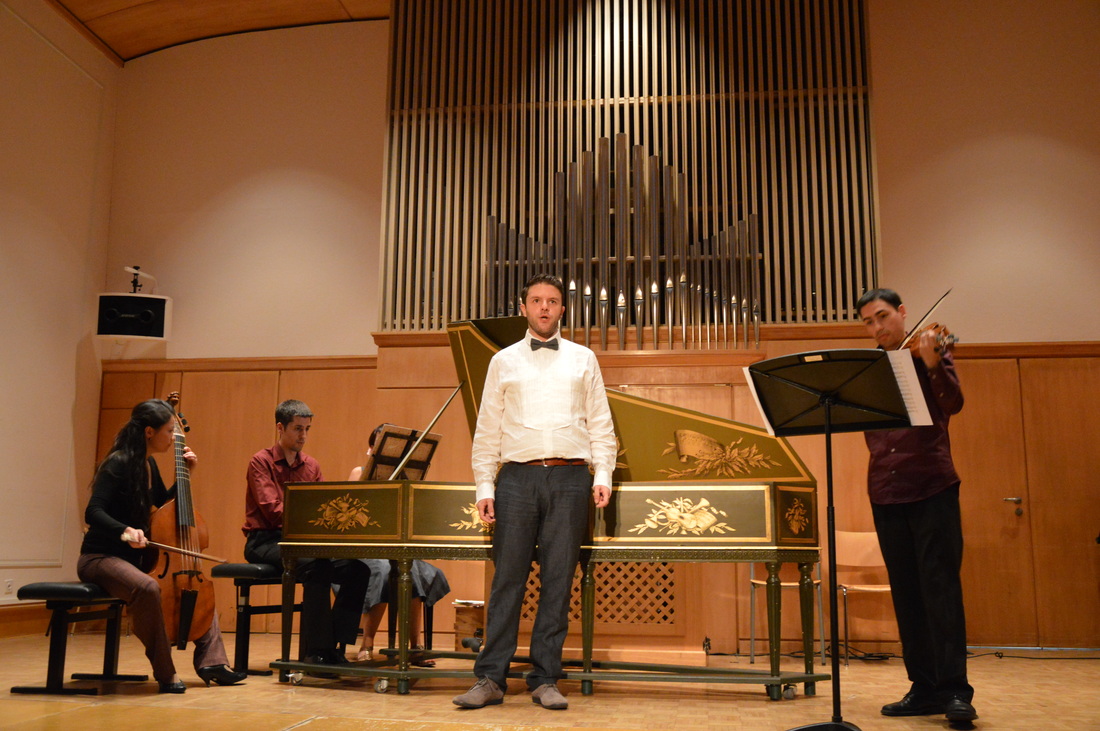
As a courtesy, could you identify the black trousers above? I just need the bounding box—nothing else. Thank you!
[245,529,370,658]
[872,484,973,702]
[474,463,591,691]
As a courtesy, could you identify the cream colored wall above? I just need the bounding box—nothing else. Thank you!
[867,0,1100,343]
[106,20,390,359]
[0,0,119,602]
[3,0,1099,609]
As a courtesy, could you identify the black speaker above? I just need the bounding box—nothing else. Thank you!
[96,294,171,339]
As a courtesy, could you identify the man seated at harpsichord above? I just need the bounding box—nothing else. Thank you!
[242,399,371,670]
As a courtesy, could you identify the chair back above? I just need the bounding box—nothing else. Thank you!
[833,530,885,569]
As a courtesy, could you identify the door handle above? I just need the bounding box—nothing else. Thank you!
[1002,497,1022,504]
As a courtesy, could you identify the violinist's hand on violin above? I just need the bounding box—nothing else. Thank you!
[182,446,198,469]
[121,528,148,548]
[917,328,942,370]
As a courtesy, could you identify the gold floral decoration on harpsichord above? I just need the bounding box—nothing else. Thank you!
[450,503,494,534]
[785,497,810,535]
[629,497,734,536]
[308,493,382,532]
[659,430,781,479]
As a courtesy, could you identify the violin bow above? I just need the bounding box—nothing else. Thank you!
[146,540,228,564]
[899,288,952,351]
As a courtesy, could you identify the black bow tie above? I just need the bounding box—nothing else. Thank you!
[531,338,559,351]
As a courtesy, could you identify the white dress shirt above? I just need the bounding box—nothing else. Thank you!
[471,330,617,502]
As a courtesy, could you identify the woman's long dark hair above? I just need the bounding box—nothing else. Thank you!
[95,399,176,529]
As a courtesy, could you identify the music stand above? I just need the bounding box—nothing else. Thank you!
[356,424,442,481]
[745,349,928,731]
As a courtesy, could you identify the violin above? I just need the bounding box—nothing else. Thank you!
[897,289,960,356]
[905,322,958,355]
[146,392,216,649]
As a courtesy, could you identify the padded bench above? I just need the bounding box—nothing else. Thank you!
[11,581,148,695]
[211,562,435,675]
[211,562,302,675]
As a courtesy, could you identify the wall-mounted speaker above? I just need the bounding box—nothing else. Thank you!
[96,294,172,339]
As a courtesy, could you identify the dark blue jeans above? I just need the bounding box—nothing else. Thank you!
[474,463,592,691]
[872,484,973,702]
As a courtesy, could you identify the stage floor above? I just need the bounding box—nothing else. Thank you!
[1,631,1097,730]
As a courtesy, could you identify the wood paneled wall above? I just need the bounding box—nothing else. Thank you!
[89,337,1100,659]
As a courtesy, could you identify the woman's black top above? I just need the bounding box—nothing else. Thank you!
[80,455,173,566]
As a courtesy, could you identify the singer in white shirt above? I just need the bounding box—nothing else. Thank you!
[453,274,616,711]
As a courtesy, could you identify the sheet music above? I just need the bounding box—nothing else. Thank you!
[887,350,933,427]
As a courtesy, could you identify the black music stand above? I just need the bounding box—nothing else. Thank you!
[745,349,925,731]
[357,424,441,481]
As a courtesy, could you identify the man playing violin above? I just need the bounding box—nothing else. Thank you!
[856,288,976,724]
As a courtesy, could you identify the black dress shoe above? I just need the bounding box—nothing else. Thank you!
[325,649,350,664]
[158,680,187,694]
[197,664,248,686]
[945,697,978,722]
[881,691,946,716]
[302,654,339,679]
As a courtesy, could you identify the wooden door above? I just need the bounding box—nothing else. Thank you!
[1019,358,1100,647]
[953,359,1038,645]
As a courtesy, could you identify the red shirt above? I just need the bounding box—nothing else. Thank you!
[242,443,324,533]
[863,351,964,505]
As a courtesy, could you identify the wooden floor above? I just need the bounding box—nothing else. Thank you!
[2,632,1098,730]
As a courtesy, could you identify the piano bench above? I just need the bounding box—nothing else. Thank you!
[211,563,302,676]
[10,581,148,695]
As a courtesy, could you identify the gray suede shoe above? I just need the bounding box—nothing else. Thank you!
[531,683,568,710]
[453,677,504,708]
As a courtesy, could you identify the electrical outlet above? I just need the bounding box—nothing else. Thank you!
[3,580,12,595]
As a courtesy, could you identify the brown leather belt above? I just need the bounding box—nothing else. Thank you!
[515,458,588,467]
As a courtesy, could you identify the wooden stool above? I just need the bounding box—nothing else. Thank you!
[210,562,301,675]
[11,581,148,695]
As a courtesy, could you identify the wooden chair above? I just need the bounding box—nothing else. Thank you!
[833,529,892,665]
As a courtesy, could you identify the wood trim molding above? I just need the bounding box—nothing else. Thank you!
[98,339,1100,374]
[761,323,867,340]
[371,332,451,348]
[953,342,1100,359]
[42,0,125,68]
[101,355,379,373]
[596,349,767,368]
[0,601,49,639]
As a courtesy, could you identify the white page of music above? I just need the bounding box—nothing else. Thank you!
[887,349,933,427]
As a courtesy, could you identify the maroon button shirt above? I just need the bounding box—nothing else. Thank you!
[242,443,324,533]
[863,350,964,505]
